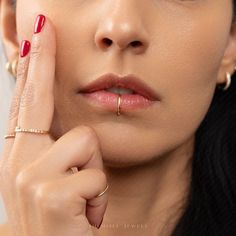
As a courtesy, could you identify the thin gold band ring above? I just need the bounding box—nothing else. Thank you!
[117,95,121,116]
[4,126,50,139]
[70,168,109,198]
[15,126,49,134]
[4,133,16,139]
[96,185,109,198]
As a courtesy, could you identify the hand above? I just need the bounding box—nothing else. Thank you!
[0,14,108,236]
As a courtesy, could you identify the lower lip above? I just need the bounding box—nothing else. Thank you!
[80,90,156,111]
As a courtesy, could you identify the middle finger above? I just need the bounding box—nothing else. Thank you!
[15,14,56,148]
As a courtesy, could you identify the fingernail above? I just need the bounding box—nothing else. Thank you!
[20,40,31,57]
[34,14,46,34]
[96,217,104,229]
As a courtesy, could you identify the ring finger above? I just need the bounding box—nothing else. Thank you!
[3,40,31,158]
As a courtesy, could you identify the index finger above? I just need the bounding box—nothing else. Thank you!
[16,14,56,145]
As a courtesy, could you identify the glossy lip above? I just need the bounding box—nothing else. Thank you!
[78,73,161,101]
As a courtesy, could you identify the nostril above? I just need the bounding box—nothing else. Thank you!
[102,38,113,47]
[130,41,143,48]
[97,37,146,53]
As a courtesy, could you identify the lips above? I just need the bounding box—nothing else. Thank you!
[78,73,160,101]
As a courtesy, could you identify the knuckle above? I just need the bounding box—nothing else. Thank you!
[15,169,33,194]
[30,37,43,60]
[34,183,50,204]
[9,63,28,119]
[16,58,28,78]
[79,126,99,146]
[8,96,20,121]
[35,183,65,216]
[92,168,107,185]
[20,82,36,108]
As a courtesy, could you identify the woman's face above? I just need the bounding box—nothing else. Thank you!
[14,0,233,167]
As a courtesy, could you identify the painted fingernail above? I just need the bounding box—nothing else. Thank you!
[34,14,46,34]
[20,40,31,57]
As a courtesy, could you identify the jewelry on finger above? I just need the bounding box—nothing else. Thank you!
[117,94,121,116]
[4,133,16,139]
[96,185,109,198]
[15,126,49,135]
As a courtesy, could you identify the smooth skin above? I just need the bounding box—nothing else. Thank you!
[0,16,108,236]
[1,0,236,236]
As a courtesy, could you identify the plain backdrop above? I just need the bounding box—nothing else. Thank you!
[0,38,16,224]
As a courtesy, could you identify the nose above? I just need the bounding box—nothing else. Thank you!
[94,4,149,54]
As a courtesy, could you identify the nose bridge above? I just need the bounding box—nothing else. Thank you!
[94,1,149,53]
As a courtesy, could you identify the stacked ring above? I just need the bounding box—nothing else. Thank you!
[4,128,109,198]
[4,133,16,139]
[14,126,49,134]
[4,126,49,139]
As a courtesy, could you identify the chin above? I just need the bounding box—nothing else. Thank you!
[102,154,153,168]
[99,137,163,169]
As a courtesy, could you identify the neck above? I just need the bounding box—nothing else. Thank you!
[93,136,194,236]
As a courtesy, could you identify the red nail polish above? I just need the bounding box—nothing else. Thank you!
[34,14,46,34]
[20,40,31,57]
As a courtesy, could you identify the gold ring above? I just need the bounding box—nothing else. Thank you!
[96,185,109,198]
[15,126,49,135]
[117,95,121,116]
[4,133,16,139]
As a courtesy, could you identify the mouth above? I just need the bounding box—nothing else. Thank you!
[78,73,161,111]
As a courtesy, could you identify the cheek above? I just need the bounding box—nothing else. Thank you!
[144,7,232,146]
[16,1,45,40]
[16,0,233,162]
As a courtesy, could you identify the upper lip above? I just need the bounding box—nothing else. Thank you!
[79,73,160,101]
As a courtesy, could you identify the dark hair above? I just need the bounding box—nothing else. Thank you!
[10,1,236,235]
[171,2,236,235]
